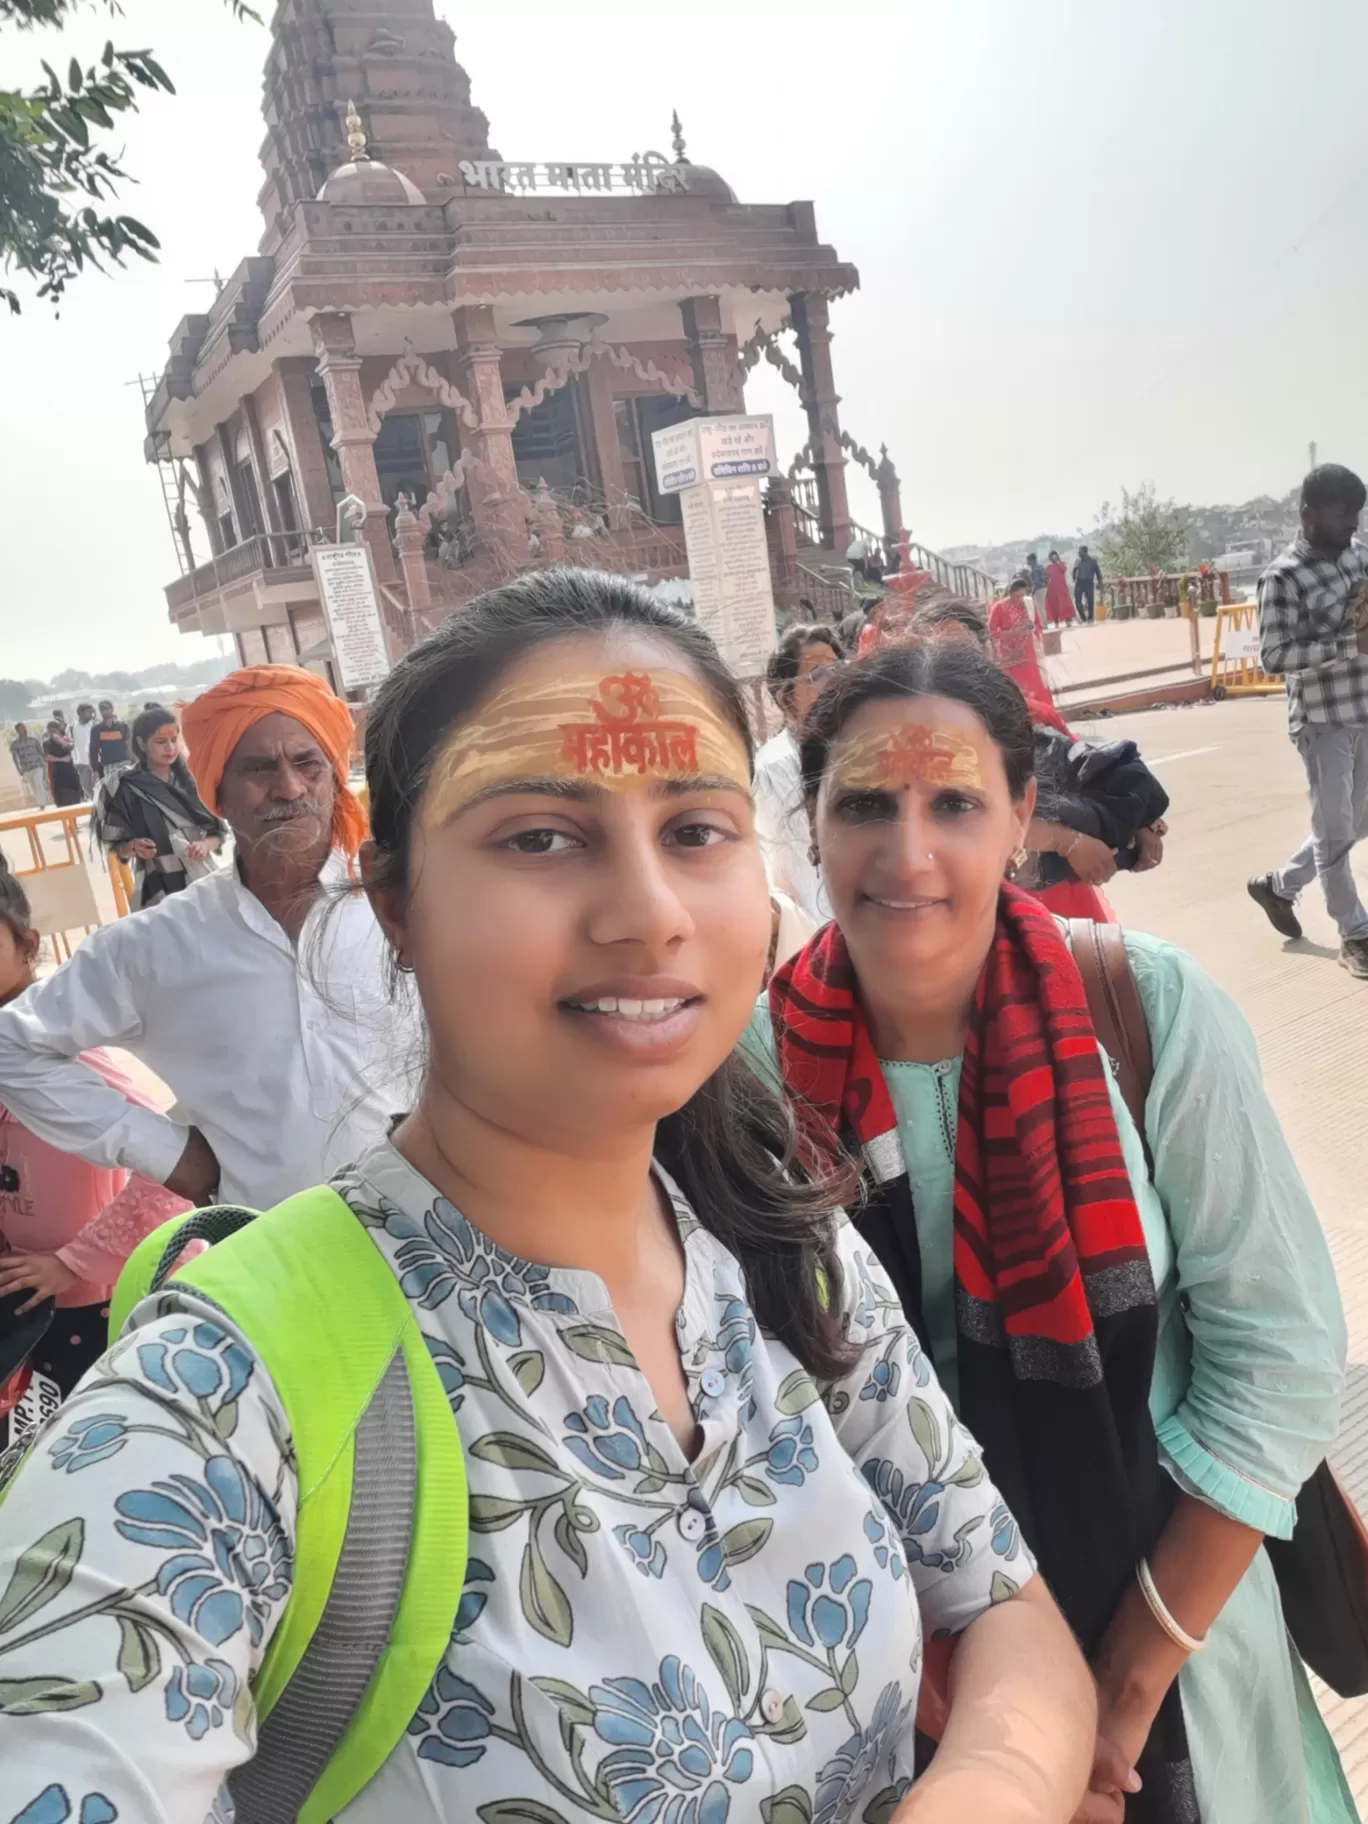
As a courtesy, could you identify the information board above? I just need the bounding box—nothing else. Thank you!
[311,543,391,690]
[651,416,778,496]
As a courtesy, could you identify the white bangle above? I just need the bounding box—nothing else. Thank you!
[1136,1557,1208,1653]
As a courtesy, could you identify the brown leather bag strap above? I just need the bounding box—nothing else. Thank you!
[1066,919,1154,1164]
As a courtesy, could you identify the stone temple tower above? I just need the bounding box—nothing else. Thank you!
[257,0,496,252]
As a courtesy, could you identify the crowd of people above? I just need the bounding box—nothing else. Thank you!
[0,551,1356,1824]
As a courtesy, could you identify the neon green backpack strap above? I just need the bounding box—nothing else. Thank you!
[112,1186,468,1823]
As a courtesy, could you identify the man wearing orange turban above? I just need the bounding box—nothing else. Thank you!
[180,663,368,861]
[0,665,416,1216]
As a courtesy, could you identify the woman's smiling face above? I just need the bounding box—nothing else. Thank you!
[381,630,772,1153]
[813,691,1034,981]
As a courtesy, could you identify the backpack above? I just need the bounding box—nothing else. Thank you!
[1068,918,1368,1699]
[105,1188,469,1822]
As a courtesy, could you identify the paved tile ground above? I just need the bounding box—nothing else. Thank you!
[1078,694,1368,1808]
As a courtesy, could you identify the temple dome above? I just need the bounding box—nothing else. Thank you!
[317,100,426,205]
[318,159,426,205]
[680,164,736,203]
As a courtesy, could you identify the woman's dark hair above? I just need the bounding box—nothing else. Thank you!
[0,859,33,946]
[365,567,857,1379]
[131,706,177,759]
[910,595,990,649]
[800,639,1035,803]
[764,622,845,703]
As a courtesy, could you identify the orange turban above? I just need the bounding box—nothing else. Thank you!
[180,664,369,857]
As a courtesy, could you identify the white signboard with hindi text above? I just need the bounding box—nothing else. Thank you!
[1221,626,1262,662]
[679,478,777,674]
[651,416,778,496]
[311,543,391,691]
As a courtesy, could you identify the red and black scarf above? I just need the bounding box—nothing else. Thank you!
[770,887,1195,1820]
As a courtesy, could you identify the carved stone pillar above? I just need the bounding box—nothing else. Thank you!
[452,304,524,574]
[681,295,744,413]
[789,293,851,558]
[274,357,337,535]
[393,494,431,634]
[876,444,904,560]
[584,357,631,528]
[310,312,398,584]
[242,395,284,542]
[764,475,799,598]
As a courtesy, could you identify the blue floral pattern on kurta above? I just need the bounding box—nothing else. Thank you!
[0,1142,1032,1823]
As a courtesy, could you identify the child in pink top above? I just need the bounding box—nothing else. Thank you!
[0,866,189,1399]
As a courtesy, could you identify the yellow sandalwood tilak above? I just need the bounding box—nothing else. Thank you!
[828,723,985,793]
[422,668,752,824]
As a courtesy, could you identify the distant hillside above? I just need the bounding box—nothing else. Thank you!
[942,487,1301,582]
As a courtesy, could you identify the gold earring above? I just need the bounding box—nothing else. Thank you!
[808,842,821,867]
[1009,846,1029,875]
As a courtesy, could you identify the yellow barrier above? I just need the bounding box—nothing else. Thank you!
[1211,603,1284,699]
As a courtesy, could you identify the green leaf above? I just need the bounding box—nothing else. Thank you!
[746,1604,791,1652]
[232,1675,254,1745]
[478,1805,573,1824]
[213,1400,239,1440]
[838,1648,859,1696]
[990,1571,1019,1604]
[805,1685,847,1712]
[949,1455,985,1487]
[862,1785,903,1824]
[0,1675,102,1714]
[116,1614,160,1693]
[469,1433,562,1477]
[69,58,84,94]
[560,1323,638,1368]
[762,1787,813,1824]
[0,1518,84,1634]
[701,1603,749,1711]
[509,1351,545,1399]
[905,1397,942,1471]
[520,1534,573,1647]
[735,1476,776,1508]
[530,1675,594,1729]
[553,1508,588,1579]
[720,1518,772,1567]
[633,1474,667,1497]
[469,1493,528,1532]
[775,1369,820,1415]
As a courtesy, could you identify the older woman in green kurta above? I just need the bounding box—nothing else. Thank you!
[745,637,1352,1824]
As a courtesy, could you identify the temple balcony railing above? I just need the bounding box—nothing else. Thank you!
[166,530,315,616]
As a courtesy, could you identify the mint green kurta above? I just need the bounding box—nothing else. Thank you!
[745,930,1356,1824]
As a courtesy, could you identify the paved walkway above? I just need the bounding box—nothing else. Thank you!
[1078,694,1368,1807]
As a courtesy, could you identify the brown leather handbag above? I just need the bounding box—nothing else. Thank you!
[1068,917,1368,1696]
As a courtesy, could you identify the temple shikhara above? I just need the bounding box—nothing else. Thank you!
[142,0,962,679]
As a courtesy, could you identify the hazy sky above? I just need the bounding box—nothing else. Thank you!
[3,0,1367,678]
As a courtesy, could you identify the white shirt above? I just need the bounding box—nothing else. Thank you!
[753,725,832,927]
[0,854,420,1208]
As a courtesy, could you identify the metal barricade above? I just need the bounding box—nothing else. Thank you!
[1211,602,1284,699]
[0,802,125,959]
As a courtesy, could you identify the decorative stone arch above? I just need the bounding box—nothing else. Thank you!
[366,343,480,435]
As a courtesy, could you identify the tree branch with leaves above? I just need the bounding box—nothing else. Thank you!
[0,0,258,316]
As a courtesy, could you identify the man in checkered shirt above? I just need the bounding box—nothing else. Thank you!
[1249,463,1368,978]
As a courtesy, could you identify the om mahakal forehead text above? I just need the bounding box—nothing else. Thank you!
[561,673,700,777]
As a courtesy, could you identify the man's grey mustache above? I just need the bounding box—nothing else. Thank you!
[259,800,328,823]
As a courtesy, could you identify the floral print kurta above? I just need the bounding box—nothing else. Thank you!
[0,1142,1034,1824]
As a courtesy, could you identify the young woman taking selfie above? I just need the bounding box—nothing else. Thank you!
[0,574,1095,1824]
[745,639,1351,1823]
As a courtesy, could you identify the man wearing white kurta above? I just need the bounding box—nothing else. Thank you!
[0,666,417,1210]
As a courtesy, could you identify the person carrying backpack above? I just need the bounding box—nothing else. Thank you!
[0,572,1097,1824]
